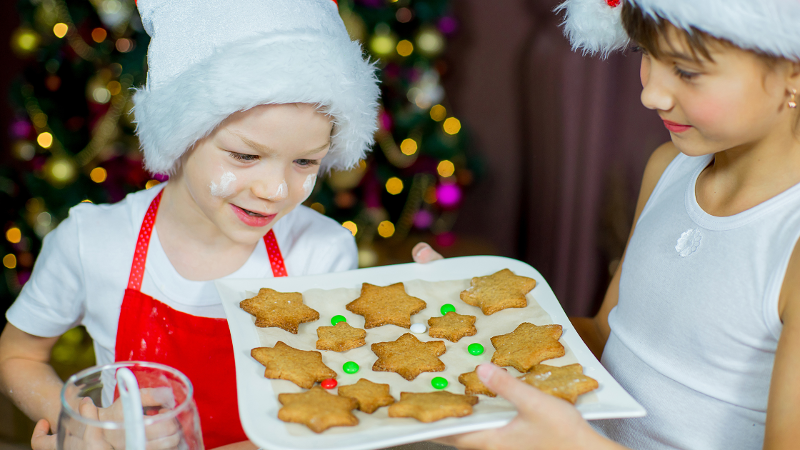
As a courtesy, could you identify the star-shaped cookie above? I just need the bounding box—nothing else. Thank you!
[519,364,599,404]
[460,269,537,315]
[371,333,446,381]
[278,386,358,433]
[458,366,504,397]
[315,322,367,352]
[251,341,337,389]
[388,391,479,423]
[490,322,564,372]
[337,378,395,413]
[428,312,477,342]
[346,283,427,329]
[240,288,319,333]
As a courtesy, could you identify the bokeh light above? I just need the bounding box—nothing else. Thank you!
[90,167,108,183]
[378,220,396,238]
[443,117,461,135]
[145,180,161,189]
[386,177,404,195]
[437,160,455,178]
[91,28,107,43]
[430,104,446,122]
[3,254,17,269]
[53,23,68,39]
[342,221,358,236]
[310,202,325,214]
[37,132,53,148]
[370,34,396,57]
[400,138,418,155]
[436,183,462,207]
[396,40,413,57]
[6,228,22,244]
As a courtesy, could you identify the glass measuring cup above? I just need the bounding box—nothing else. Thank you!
[58,361,204,450]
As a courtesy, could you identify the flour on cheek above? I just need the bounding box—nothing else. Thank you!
[209,169,237,198]
[301,174,317,202]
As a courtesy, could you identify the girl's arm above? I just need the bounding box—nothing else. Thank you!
[0,323,63,433]
[572,142,679,359]
[764,238,800,449]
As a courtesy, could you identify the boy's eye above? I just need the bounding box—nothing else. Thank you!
[230,152,259,162]
[630,45,649,56]
[294,159,320,167]
[674,66,699,81]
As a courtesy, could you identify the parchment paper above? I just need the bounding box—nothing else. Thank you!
[244,278,597,436]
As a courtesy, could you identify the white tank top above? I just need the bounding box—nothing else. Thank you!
[593,153,800,449]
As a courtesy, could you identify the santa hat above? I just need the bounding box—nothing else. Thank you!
[133,0,380,175]
[555,0,800,61]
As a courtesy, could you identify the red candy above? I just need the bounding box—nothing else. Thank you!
[321,378,337,389]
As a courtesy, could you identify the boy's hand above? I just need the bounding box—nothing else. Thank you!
[433,363,622,450]
[412,242,443,264]
[31,419,56,450]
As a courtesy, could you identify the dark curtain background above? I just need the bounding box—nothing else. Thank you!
[445,0,669,316]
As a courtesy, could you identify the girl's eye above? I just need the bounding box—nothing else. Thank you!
[230,152,259,162]
[294,159,321,167]
[674,66,699,80]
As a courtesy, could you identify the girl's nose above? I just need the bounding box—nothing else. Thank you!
[640,60,674,112]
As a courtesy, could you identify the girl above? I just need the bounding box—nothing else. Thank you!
[0,0,378,448]
[415,0,800,448]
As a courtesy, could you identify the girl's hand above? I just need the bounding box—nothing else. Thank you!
[412,242,443,264]
[433,363,624,450]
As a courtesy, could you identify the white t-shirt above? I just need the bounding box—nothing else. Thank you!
[6,184,357,368]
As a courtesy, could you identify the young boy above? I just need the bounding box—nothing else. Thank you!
[0,0,379,448]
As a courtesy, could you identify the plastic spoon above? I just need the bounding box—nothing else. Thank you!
[116,368,146,450]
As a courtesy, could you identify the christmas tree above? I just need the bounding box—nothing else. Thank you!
[2,0,477,313]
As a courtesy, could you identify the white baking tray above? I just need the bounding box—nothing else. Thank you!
[217,256,645,450]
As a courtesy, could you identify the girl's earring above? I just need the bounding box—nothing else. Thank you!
[789,88,797,109]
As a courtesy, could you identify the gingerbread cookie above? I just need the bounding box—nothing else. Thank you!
[240,288,319,333]
[337,378,395,414]
[251,341,337,389]
[519,363,599,404]
[371,333,446,381]
[346,283,427,329]
[278,386,358,433]
[316,322,367,352]
[460,269,537,315]
[388,391,479,423]
[428,312,477,343]
[458,366,504,397]
[490,322,564,372]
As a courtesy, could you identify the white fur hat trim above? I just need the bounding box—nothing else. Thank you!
[133,0,379,174]
[556,0,800,61]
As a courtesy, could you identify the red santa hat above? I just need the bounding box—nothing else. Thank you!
[556,0,800,61]
[133,0,379,175]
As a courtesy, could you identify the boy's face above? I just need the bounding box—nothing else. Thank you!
[638,26,795,157]
[178,103,332,244]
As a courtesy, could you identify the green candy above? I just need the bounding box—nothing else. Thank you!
[440,304,456,315]
[468,343,484,356]
[431,377,448,389]
[331,315,347,326]
[343,361,359,374]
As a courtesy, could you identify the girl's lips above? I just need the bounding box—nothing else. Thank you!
[662,119,692,133]
[230,204,276,227]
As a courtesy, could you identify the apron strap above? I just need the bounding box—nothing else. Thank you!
[127,189,288,288]
[264,229,287,277]
[127,190,164,290]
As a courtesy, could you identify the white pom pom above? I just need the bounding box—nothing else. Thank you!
[555,0,630,58]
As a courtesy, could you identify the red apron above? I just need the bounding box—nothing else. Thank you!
[115,190,287,448]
